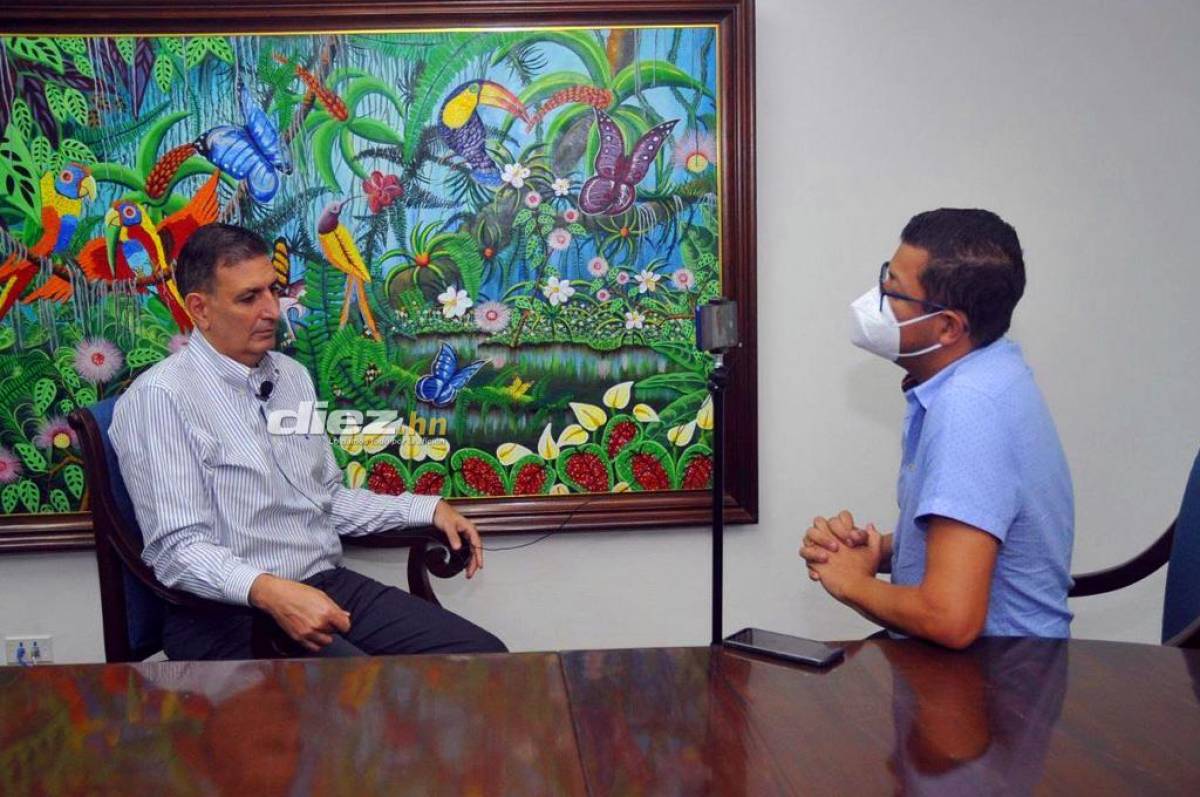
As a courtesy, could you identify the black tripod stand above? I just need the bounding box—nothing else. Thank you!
[709,352,730,646]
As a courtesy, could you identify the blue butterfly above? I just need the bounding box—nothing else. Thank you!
[415,343,488,407]
[194,82,292,203]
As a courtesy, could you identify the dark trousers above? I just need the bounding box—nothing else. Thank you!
[162,567,506,661]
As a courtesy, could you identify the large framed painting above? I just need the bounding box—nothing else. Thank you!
[0,0,756,551]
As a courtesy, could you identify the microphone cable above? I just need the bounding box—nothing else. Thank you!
[476,492,604,552]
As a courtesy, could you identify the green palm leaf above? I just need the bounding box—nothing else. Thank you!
[0,125,41,226]
[91,162,145,192]
[491,31,610,87]
[343,76,406,117]
[610,61,713,104]
[312,120,344,193]
[135,110,191,176]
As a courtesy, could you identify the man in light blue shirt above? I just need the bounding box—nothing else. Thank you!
[801,209,1073,646]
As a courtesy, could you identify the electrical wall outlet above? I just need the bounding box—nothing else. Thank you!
[5,636,54,666]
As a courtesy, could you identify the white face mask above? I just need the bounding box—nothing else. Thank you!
[849,285,944,361]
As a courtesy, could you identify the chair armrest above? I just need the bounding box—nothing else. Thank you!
[1165,612,1200,649]
[1069,521,1175,597]
[343,526,471,606]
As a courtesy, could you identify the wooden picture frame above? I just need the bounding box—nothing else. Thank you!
[0,0,756,553]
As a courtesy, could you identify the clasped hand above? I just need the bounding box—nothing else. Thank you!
[800,510,884,601]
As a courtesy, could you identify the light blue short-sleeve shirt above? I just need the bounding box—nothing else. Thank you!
[892,338,1074,638]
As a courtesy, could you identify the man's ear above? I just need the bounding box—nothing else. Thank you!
[938,310,971,347]
[185,292,210,331]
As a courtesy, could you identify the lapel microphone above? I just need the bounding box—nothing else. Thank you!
[257,380,274,401]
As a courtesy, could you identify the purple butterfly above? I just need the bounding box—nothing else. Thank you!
[579,110,678,216]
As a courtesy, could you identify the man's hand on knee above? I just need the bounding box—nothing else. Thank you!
[249,574,352,652]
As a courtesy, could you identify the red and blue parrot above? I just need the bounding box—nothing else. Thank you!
[71,171,221,333]
[0,162,97,320]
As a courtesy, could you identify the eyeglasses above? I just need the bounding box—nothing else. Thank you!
[878,262,949,314]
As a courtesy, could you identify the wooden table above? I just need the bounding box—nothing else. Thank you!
[2,638,1198,795]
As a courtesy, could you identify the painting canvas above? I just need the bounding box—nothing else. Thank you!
[0,22,731,526]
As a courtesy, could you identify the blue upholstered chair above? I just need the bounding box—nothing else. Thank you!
[1069,448,1200,647]
[69,398,469,662]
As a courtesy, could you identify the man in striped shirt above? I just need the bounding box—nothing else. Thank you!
[111,224,505,660]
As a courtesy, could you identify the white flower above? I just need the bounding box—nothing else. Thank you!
[0,446,21,484]
[34,416,77,450]
[632,403,660,422]
[673,130,718,173]
[547,227,572,251]
[667,421,697,447]
[542,276,575,307]
[551,177,571,197]
[361,426,397,454]
[496,442,534,466]
[501,161,531,188]
[696,395,714,430]
[74,338,124,384]
[635,269,661,294]
[602,381,633,409]
[437,285,473,318]
[399,426,426,461]
[587,256,609,277]
[671,268,696,291]
[475,301,511,333]
[538,423,559,460]
[339,428,365,455]
[625,309,645,330]
[425,438,450,461]
[557,424,589,447]
[345,461,367,489]
[524,190,543,208]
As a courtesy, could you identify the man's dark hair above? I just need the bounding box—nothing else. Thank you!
[175,223,270,297]
[901,208,1025,348]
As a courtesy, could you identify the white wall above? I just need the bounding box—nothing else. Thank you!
[3,0,1199,662]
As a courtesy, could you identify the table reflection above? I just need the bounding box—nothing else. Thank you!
[0,653,584,796]
[884,638,1068,795]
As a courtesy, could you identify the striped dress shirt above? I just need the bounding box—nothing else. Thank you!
[109,330,440,606]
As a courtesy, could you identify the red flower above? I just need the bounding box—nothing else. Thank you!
[367,461,408,495]
[514,462,548,495]
[606,421,638,459]
[681,455,713,489]
[631,453,671,491]
[414,471,446,495]
[363,170,404,213]
[565,451,609,493]
[462,456,506,496]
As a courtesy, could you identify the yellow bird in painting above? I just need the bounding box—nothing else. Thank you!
[316,197,380,341]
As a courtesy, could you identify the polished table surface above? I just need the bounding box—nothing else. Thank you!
[2,638,1198,795]
[1,651,586,795]
[563,638,1200,795]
